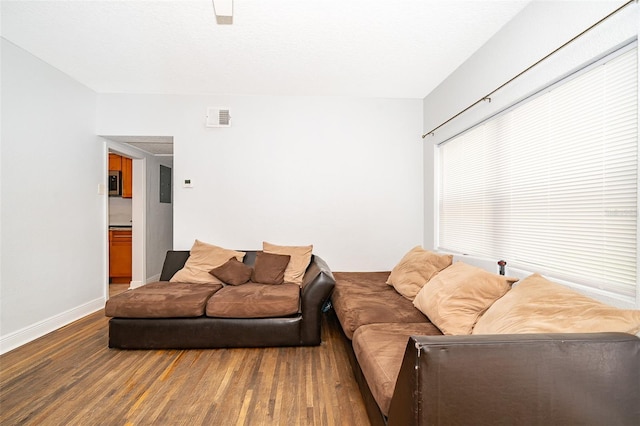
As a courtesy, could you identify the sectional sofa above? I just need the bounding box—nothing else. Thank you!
[105,241,640,425]
[330,247,640,426]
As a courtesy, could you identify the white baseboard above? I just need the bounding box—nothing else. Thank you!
[127,275,160,289]
[0,297,105,355]
[129,280,144,289]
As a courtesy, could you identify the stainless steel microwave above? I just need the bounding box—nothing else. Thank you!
[108,171,121,196]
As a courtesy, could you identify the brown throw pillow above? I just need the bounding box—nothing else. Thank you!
[170,240,245,284]
[251,251,291,285]
[209,258,252,285]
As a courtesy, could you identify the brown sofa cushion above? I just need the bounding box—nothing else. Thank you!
[251,251,291,285]
[105,281,222,318]
[332,272,430,339]
[206,282,300,318]
[352,322,444,416]
[210,258,252,285]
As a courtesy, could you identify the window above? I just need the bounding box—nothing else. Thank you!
[438,45,638,305]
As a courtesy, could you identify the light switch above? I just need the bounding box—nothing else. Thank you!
[183,179,194,188]
[98,183,106,195]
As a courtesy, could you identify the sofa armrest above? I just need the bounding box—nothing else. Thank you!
[388,333,640,426]
[299,255,336,345]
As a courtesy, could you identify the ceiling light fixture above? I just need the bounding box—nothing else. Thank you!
[212,0,233,25]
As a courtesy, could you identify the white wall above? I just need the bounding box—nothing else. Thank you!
[97,94,423,271]
[0,39,104,353]
[109,196,132,225]
[143,154,173,280]
[423,0,638,249]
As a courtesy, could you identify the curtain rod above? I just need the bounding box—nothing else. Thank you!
[422,0,637,139]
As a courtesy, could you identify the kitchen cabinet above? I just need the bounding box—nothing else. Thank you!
[109,229,132,284]
[108,153,132,198]
[109,153,122,171]
[121,157,133,198]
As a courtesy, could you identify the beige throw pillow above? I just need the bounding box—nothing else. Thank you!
[170,240,245,284]
[263,241,313,286]
[413,261,517,335]
[473,273,640,335]
[386,246,453,300]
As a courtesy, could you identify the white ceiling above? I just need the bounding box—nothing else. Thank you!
[1,0,532,99]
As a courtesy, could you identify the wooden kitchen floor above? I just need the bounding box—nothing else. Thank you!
[0,308,370,425]
[109,282,129,297]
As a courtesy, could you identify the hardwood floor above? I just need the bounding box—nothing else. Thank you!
[0,306,370,425]
[109,283,130,298]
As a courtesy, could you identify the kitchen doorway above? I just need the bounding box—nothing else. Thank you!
[105,143,147,298]
[102,135,174,301]
[108,152,133,286]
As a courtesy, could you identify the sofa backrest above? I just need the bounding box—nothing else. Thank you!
[159,250,190,281]
[158,250,316,281]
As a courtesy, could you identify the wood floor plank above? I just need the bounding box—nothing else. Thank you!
[0,306,372,425]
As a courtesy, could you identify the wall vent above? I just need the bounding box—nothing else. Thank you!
[206,108,231,127]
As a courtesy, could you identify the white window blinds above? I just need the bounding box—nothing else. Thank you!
[438,45,638,301]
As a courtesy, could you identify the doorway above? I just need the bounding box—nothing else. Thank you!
[104,143,147,298]
[102,135,174,300]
